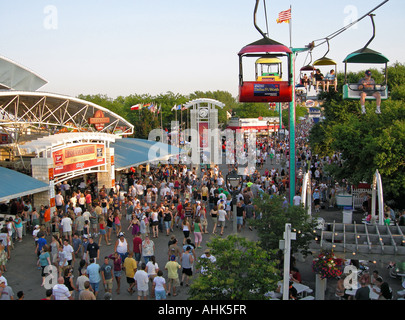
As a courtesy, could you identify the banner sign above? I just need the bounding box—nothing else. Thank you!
[254,83,280,97]
[199,122,209,148]
[53,144,105,175]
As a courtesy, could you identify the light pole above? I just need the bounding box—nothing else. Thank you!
[226,168,242,234]
[279,223,296,300]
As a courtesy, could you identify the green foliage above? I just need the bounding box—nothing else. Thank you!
[387,62,405,89]
[189,90,239,125]
[233,102,277,119]
[78,91,238,139]
[282,104,309,130]
[188,235,280,300]
[249,194,318,257]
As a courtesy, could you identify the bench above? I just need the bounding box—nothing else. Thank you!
[343,84,388,100]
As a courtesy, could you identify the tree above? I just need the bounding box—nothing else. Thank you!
[281,104,309,130]
[233,102,278,119]
[188,235,280,300]
[250,194,318,257]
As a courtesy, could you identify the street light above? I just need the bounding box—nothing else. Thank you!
[279,223,296,300]
[226,168,242,234]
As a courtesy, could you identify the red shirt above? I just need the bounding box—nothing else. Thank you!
[132,236,142,254]
[85,194,92,204]
[177,204,183,215]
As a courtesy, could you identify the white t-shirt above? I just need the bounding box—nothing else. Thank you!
[83,211,90,223]
[61,217,72,232]
[218,209,227,222]
[146,261,159,277]
[63,244,74,261]
[134,270,149,291]
[293,195,302,206]
[153,276,166,291]
[55,194,64,206]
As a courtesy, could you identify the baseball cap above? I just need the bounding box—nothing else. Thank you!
[365,70,372,76]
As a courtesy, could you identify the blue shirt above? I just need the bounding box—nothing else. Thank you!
[86,263,101,284]
[37,237,47,251]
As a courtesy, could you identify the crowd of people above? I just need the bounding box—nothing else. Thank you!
[1,115,403,300]
[0,124,312,300]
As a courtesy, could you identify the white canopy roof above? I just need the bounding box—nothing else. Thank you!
[20,132,119,154]
[0,55,48,91]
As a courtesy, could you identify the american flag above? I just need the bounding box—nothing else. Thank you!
[277,8,291,23]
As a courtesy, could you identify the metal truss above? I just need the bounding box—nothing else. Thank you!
[0,91,133,139]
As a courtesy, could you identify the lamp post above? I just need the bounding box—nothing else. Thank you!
[226,168,242,234]
[279,223,296,300]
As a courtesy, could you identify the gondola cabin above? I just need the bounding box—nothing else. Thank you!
[342,48,389,100]
[238,37,292,103]
[312,57,338,91]
[255,56,283,81]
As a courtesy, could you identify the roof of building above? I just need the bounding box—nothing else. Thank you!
[112,138,185,171]
[0,166,49,203]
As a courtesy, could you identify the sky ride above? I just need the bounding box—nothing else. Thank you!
[238,0,293,103]
[342,14,389,101]
[238,0,390,205]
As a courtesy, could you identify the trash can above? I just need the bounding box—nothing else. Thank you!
[343,206,353,224]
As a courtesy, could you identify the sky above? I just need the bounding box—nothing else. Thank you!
[0,0,403,99]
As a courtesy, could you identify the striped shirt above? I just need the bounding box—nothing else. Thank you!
[52,284,71,300]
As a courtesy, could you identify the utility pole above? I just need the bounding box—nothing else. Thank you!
[279,223,296,300]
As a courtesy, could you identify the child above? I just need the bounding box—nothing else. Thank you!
[32,225,41,244]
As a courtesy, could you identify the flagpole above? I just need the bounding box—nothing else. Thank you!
[160,104,163,142]
[289,5,292,48]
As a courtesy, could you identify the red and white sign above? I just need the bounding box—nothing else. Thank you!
[53,144,105,176]
[88,110,110,131]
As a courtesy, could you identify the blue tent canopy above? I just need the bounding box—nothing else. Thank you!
[0,166,49,202]
[112,138,185,170]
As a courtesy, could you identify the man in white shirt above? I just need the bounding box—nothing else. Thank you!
[61,214,73,244]
[52,277,73,300]
[293,192,302,206]
[73,204,82,216]
[63,238,74,266]
[135,181,144,200]
[217,205,228,236]
[199,249,216,275]
[134,263,149,300]
[55,191,64,211]
[83,209,90,225]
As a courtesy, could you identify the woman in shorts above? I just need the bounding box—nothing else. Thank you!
[182,217,191,245]
[153,270,167,300]
[210,205,218,234]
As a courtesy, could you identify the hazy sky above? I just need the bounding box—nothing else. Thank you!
[1,0,403,99]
